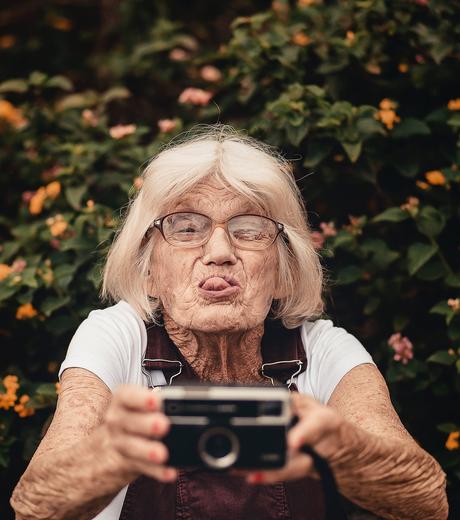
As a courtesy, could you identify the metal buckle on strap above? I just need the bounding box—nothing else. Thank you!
[141,358,183,388]
[261,359,303,390]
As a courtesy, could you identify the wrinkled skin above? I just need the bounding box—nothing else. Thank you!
[149,179,279,382]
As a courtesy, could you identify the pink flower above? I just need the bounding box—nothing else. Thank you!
[82,109,99,127]
[11,259,27,273]
[22,191,34,203]
[109,124,136,139]
[158,119,177,133]
[388,333,414,364]
[50,239,61,250]
[319,221,337,237]
[178,88,213,106]
[200,65,222,82]
[169,48,188,61]
[310,231,325,250]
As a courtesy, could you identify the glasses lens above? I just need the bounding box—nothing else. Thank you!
[228,215,278,249]
[162,213,211,245]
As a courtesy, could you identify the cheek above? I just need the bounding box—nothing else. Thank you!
[151,245,194,298]
[245,251,278,297]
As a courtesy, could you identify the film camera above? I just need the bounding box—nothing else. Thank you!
[159,384,292,470]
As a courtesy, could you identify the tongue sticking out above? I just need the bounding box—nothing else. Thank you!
[201,277,232,291]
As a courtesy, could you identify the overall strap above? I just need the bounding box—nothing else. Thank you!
[142,318,307,388]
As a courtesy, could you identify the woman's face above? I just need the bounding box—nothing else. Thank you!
[150,179,279,333]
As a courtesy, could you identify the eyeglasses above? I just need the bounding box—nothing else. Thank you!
[150,212,285,251]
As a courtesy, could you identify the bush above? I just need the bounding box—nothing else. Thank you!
[1,0,459,515]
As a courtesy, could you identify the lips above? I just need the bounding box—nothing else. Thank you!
[198,275,240,299]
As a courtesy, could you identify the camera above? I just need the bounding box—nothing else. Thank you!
[159,384,292,471]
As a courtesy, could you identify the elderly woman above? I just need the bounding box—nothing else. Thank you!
[11,125,447,520]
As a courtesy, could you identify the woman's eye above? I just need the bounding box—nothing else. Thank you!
[178,226,198,233]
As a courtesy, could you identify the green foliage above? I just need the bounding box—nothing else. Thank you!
[1,0,460,513]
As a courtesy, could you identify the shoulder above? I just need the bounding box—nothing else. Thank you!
[58,300,147,392]
[297,318,375,404]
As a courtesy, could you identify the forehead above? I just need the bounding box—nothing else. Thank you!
[171,180,262,216]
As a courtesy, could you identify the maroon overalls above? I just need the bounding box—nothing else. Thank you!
[119,319,326,520]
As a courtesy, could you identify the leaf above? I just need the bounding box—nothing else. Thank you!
[335,265,363,285]
[0,79,28,93]
[437,423,460,433]
[341,141,362,163]
[46,76,73,91]
[445,273,460,288]
[286,124,309,146]
[101,86,131,104]
[392,118,431,138]
[407,242,438,276]
[53,264,78,290]
[65,185,87,210]
[0,284,19,303]
[429,301,451,315]
[415,258,446,281]
[302,140,333,168]
[372,207,409,223]
[40,295,71,317]
[415,206,446,237]
[427,350,456,366]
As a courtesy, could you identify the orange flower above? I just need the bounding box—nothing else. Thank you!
[298,0,316,6]
[109,124,136,139]
[3,375,19,392]
[0,99,28,129]
[375,100,401,130]
[56,382,61,394]
[398,63,409,73]
[345,31,355,44]
[366,63,381,75]
[0,35,16,49]
[445,431,460,451]
[14,394,35,418]
[29,186,47,215]
[1,375,19,410]
[0,263,12,281]
[416,180,430,190]
[425,170,446,186]
[447,99,460,111]
[86,199,95,209]
[16,303,38,320]
[45,181,61,199]
[49,16,72,31]
[50,220,67,237]
[134,177,143,190]
[292,32,311,46]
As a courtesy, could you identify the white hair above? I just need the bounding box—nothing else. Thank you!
[101,124,325,328]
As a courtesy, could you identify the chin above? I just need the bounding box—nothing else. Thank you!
[184,307,261,334]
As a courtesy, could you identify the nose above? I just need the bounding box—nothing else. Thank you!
[201,226,237,266]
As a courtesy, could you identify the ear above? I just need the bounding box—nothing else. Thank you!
[146,269,159,298]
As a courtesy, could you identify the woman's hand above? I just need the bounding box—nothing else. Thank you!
[246,392,344,484]
[102,385,177,483]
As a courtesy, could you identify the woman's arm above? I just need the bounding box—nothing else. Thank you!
[10,368,175,520]
[248,364,448,520]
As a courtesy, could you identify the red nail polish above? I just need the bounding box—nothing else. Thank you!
[251,472,265,483]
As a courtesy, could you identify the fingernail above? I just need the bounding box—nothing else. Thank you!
[146,395,157,410]
[151,418,164,435]
[248,472,265,484]
[148,450,161,463]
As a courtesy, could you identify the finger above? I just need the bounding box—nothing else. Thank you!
[134,462,178,483]
[246,453,314,484]
[288,407,339,450]
[113,434,169,465]
[113,385,162,412]
[115,410,170,438]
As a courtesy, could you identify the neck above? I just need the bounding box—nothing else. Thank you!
[163,313,266,384]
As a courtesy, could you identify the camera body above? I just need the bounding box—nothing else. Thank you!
[160,384,292,471]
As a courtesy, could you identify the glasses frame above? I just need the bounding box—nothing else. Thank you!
[149,211,285,251]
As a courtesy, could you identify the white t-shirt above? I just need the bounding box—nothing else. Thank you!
[58,300,375,519]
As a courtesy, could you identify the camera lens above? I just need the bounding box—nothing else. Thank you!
[205,433,232,458]
[198,427,239,469]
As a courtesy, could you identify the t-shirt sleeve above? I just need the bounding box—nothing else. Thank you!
[299,319,376,404]
[58,303,142,392]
